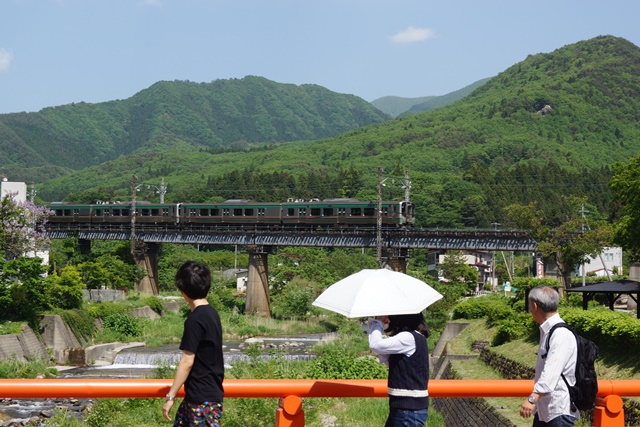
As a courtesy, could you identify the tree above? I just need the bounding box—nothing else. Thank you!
[439,250,478,288]
[0,193,51,260]
[0,256,51,326]
[503,197,612,289]
[609,155,640,261]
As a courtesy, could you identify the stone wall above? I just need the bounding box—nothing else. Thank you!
[39,315,84,364]
[82,289,126,302]
[0,324,48,361]
[431,363,516,427]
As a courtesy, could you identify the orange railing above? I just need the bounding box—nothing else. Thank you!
[0,379,636,426]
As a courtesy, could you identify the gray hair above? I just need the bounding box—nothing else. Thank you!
[528,286,559,313]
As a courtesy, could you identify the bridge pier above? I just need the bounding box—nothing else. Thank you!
[133,242,160,296]
[380,248,409,273]
[246,245,271,317]
[78,239,91,255]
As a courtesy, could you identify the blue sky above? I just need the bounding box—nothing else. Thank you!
[1,0,638,114]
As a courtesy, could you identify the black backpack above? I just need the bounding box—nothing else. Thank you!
[544,322,599,411]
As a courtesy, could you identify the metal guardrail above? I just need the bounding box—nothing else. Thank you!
[0,379,635,426]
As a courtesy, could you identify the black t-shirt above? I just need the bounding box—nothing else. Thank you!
[180,304,224,403]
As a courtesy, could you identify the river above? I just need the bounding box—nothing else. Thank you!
[0,333,333,426]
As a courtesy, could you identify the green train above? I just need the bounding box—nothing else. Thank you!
[46,198,415,229]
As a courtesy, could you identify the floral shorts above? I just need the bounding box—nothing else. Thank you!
[174,400,223,426]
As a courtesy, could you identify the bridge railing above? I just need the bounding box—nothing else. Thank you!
[0,379,636,427]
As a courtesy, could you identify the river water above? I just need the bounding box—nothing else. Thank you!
[0,334,332,426]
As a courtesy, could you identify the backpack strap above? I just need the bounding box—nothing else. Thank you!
[541,322,574,401]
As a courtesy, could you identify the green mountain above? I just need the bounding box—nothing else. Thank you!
[34,36,640,228]
[0,76,390,182]
[371,78,492,117]
[371,95,436,118]
[404,78,493,115]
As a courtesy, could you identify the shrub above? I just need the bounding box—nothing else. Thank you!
[271,278,314,320]
[143,296,164,315]
[102,314,142,339]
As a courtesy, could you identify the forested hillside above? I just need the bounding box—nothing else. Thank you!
[34,36,640,228]
[0,76,390,182]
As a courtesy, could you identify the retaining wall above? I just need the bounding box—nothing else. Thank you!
[0,325,48,362]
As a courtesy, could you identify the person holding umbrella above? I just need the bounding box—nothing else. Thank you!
[368,312,430,427]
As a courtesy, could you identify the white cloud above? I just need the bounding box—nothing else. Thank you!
[0,49,14,72]
[390,27,436,44]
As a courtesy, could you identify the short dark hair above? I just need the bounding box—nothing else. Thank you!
[175,260,211,299]
[388,313,430,338]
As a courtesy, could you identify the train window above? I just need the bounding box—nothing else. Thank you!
[257,208,265,216]
[162,209,169,216]
[212,208,220,216]
[338,208,346,216]
[223,209,230,216]
[151,209,159,216]
[141,209,151,216]
[73,209,79,215]
[122,209,130,216]
[199,208,209,216]
[63,209,71,216]
[245,208,254,216]
[113,209,121,216]
[323,208,333,216]
[287,208,295,216]
[351,208,362,216]
[364,208,375,216]
[381,207,389,215]
[233,208,243,216]
[299,208,306,216]
[311,208,321,216]
[189,209,197,216]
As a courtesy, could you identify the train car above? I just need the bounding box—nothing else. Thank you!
[180,200,282,227]
[91,202,179,225]
[46,202,92,223]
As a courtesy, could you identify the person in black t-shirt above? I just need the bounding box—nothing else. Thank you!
[162,261,224,426]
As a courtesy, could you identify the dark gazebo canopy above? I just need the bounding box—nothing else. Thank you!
[566,279,640,319]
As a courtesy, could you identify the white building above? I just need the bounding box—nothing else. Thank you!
[0,179,27,201]
[575,247,623,277]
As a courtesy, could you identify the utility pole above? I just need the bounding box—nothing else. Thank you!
[377,166,383,265]
[148,177,168,203]
[580,204,612,282]
[131,175,141,255]
[29,183,36,203]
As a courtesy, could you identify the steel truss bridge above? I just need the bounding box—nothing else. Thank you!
[45,224,537,252]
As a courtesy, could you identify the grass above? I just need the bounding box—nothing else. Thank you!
[445,319,496,354]
[0,321,25,335]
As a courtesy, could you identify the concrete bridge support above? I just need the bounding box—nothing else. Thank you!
[133,242,160,296]
[78,239,91,255]
[379,248,409,273]
[246,245,271,317]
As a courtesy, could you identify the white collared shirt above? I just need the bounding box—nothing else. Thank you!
[533,313,580,422]
[367,318,416,365]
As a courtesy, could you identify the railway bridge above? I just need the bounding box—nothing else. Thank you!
[45,224,537,316]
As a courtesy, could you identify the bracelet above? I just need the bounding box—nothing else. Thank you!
[166,394,175,401]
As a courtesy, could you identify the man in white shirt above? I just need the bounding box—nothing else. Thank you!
[520,286,579,427]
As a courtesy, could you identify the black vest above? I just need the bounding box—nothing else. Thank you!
[387,330,429,410]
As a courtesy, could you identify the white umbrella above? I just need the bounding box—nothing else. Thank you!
[312,269,443,318]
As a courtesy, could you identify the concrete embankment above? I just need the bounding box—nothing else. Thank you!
[0,304,171,365]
